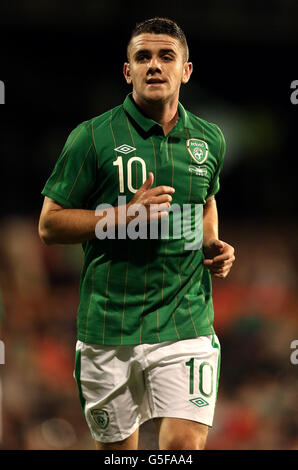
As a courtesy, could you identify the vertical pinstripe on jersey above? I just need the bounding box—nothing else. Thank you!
[185,278,198,336]
[102,261,111,344]
[116,115,136,344]
[169,139,175,188]
[150,135,161,341]
[150,136,157,178]
[203,123,223,332]
[84,262,95,342]
[161,233,181,340]
[139,241,149,344]
[91,119,100,168]
[189,119,216,333]
[156,309,161,342]
[197,118,206,197]
[49,125,85,192]
[99,109,119,344]
[120,263,129,345]
[182,128,198,335]
[186,123,215,334]
[179,231,198,338]
[172,302,181,339]
[121,114,153,344]
[66,144,93,201]
[212,124,223,158]
[169,139,180,339]
[188,250,199,335]
[125,115,138,187]
[160,235,169,340]
[185,128,193,203]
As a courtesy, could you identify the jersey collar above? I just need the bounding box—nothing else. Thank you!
[123,94,195,134]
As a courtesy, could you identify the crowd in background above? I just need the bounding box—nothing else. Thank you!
[0,215,297,450]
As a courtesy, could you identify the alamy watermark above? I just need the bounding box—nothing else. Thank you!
[0,341,4,364]
[95,196,203,251]
[0,81,4,104]
[290,339,298,365]
[290,80,298,104]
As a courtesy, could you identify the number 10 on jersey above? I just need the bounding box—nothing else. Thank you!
[113,156,147,194]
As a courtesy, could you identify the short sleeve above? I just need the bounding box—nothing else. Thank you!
[41,122,97,208]
[206,124,226,198]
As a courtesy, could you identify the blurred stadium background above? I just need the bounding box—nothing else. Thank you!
[0,0,297,450]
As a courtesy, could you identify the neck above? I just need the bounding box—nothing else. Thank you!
[132,92,179,136]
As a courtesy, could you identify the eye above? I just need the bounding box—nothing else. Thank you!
[162,55,174,62]
[136,54,150,62]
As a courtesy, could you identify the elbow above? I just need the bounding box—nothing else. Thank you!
[38,226,55,245]
[38,218,57,245]
[39,230,54,246]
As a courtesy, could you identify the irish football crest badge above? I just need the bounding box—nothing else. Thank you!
[186,139,208,164]
[91,409,109,429]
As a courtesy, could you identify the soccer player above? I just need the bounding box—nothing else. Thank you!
[38,17,235,450]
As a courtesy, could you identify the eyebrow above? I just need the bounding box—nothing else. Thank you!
[134,48,177,58]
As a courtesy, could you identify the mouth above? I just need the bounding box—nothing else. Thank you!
[146,78,166,85]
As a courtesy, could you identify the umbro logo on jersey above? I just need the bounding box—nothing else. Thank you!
[114,144,136,154]
[188,165,207,177]
[189,397,209,408]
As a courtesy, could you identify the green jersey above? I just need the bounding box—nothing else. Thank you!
[41,94,226,345]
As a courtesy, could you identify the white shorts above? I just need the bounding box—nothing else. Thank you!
[74,334,221,443]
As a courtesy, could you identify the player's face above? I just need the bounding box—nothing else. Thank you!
[124,34,192,106]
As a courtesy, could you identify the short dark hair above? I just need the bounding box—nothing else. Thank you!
[127,17,189,62]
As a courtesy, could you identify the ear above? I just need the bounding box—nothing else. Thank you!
[123,62,132,84]
[181,62,193,84]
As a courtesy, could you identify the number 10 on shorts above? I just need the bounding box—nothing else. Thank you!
[185,358,214,397]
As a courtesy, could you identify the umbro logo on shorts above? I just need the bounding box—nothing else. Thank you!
[189,397,209,408]
[114,144,136,154]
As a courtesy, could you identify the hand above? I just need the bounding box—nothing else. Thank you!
[126,172,175,223]
[203,239,235,279]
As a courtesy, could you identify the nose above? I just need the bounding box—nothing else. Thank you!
[147,56,162,74]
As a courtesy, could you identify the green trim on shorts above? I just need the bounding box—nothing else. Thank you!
[211,334,221,403]
[74,349,86,413]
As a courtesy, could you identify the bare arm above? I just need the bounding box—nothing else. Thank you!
[203,196,235,278]
[38,172,174,245]
[38,196,106,245]
[203,195,218,245]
